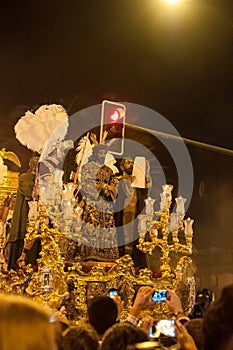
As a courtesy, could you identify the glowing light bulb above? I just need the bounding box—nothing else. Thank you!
[163,0,182,5]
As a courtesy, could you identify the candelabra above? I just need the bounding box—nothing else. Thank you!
[137,184,194,278]
[24,202,68,308]
[40,177,83,243]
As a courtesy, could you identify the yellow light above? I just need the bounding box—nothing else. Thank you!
[163,0,182,5]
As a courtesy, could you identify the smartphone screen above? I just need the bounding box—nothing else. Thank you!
[149,321,160,339]
[156,319,176,338]
[152,290,167,302]
[109,288,118,299]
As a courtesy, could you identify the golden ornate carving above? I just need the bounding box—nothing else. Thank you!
[0,171,19,205]
[0,176,196,321]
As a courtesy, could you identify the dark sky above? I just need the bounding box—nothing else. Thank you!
[0,0,233,249]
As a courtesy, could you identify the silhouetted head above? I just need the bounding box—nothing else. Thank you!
[203,284,233,350]
[101,322,148,350]
[61,324,99,350]
[29,156,39,173]
[87,296,118,337]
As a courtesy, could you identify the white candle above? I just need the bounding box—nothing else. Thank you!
[162,184,173,197]
[138,214,148,233]
[169,213,179,231]
[175,196,186,216]
[28,201,38,219]
[160,192,167,210]
[145,197,155,216]
[184,217,194,237]
[160,184,173,210]
[150,227,158,238]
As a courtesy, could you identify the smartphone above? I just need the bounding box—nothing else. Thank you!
[109,288,118,299]
[152,290,167,302]
[49,315,56,323]
[149,321,160,339]
[156,319,176,338]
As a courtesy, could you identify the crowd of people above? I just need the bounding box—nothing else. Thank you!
[1,283,233,350]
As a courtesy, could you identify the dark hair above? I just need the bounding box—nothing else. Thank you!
[203,284,233,350]
[87,296,118,336]
[61,324,99,350]
[91,144,108,157]
[185,319,204,350]
[101,322,148,350]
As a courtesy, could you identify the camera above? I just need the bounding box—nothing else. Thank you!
[149,319,176,339]
[152,290,167,302]
[189,288,214,319]
[109,288,118,299]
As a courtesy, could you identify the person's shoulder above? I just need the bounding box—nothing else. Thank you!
[20,171,35,181]
[19,172,28,180]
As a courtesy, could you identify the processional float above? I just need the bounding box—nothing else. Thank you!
[0,102,196,322]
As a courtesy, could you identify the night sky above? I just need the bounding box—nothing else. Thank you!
[0,0,233,250]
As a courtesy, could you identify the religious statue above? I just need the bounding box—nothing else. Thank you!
[77,143,119,261]
[114,157,152,268]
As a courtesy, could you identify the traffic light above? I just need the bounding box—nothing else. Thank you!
[100,100,126,155]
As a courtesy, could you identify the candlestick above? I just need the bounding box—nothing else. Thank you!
[169,213,179,232]
[28,201,38,219]
[160,184,173,210]
[138,214,148,236]
[184,218,194,237]
[150,227,158,238]
[160,192,166,211]
[145,197,155,216]
[162,184,173,198]
[175,196,186,217]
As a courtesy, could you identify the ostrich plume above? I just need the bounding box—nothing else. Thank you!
[14,104,69,154]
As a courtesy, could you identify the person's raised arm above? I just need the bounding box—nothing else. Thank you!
[175,320,198,350]
[166,289,189,323]
[127,286,154,325]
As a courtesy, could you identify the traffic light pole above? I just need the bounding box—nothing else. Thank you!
[125,123,233,157]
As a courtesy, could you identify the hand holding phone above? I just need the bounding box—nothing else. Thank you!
[150,319,176,338]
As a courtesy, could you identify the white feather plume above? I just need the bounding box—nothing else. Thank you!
[14,104,69,154]
[75,133,93,168]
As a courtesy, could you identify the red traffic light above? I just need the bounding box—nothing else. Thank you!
[100,100,126,155]
[109,109,121,122]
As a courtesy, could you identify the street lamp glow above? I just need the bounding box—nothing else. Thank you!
[163,0,182,5]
